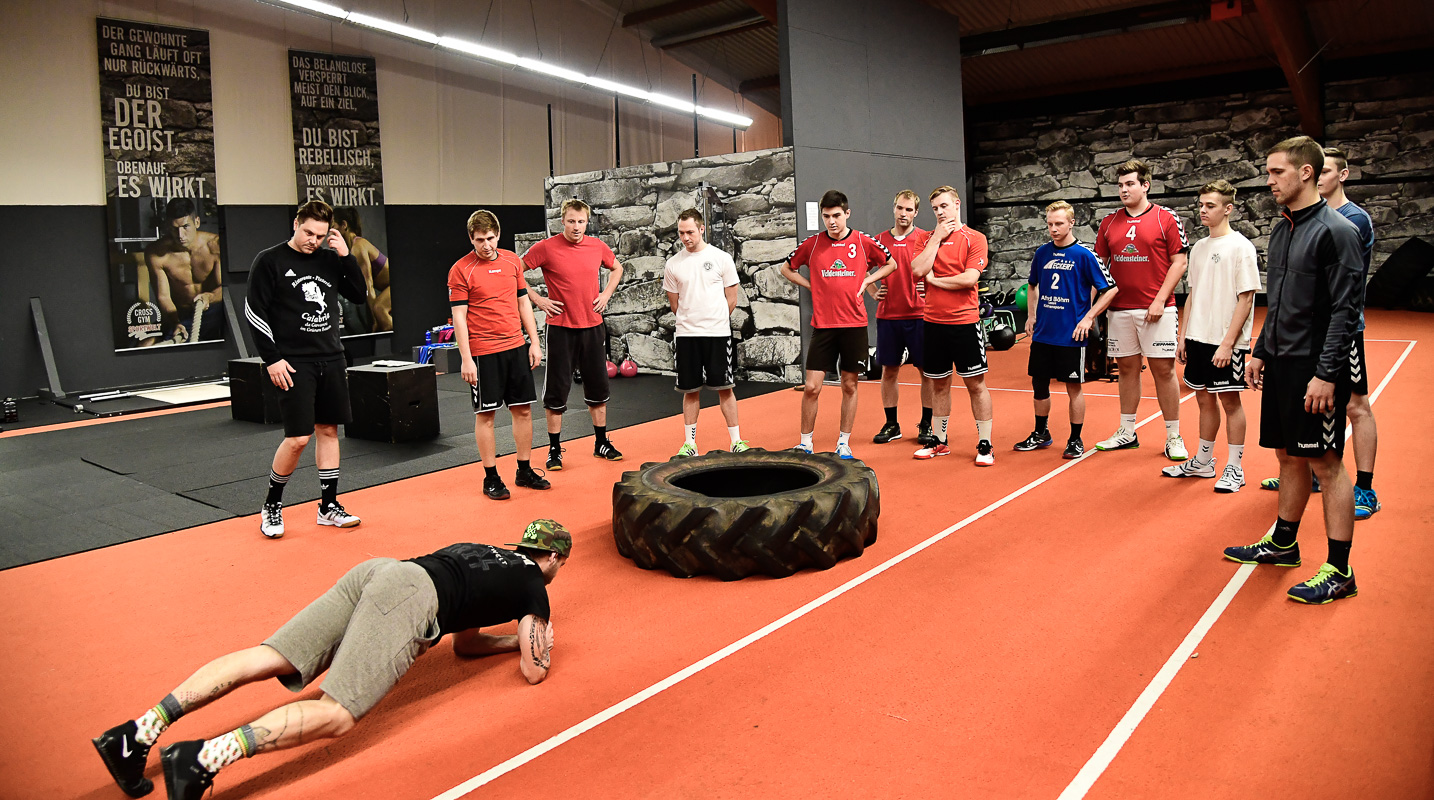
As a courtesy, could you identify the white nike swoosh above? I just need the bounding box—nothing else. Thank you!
[121,735,132,758]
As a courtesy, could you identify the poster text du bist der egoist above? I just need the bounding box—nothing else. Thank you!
[98,18,223,351]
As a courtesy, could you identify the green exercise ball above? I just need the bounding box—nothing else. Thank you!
[1015,283,1029,311]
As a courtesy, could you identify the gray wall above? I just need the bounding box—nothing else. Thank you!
[779,0,966,346]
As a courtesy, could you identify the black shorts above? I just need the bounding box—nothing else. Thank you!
[472,344,538,413]
[675,336,735,392]
[1346,331,1369,395]
[1182,340,1248,392]
[923,321,988,379]
[279,357,351,437]
[1028,341,1086,383]
[542,324,610,412]
[806,327,868,375]
[875,318,925,368]
[1259,357,1351,458]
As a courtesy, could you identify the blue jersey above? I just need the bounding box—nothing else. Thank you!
[1333,201,1373,332]
[1028,241,1114,347]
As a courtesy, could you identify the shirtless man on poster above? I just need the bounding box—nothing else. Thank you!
[144,197,223,344]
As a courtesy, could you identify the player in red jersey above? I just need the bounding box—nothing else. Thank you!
[781,189,896,459]
[871,190,937,446]
[449,210,550,500]
[1093,159,1190,461]
[911,186,996,465]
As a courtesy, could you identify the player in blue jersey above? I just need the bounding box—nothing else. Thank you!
[1016,201,1119,459]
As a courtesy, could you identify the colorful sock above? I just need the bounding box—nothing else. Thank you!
[837,431,851,448]
[1120,413,1137,433]
[318,468,339,508]
[884,406,898,425]
[1034,415,1048,434]
[1228,443,1245,469]
[1272,516,1300,548]
[975,419,992,444]
[1326,538,1352,572]
[196,725,258,773]
[594,425,608,445]
[1356,470,1374,491]
[1070,422,1083,441]
[549,431,561,450]
[800,431,814,449]
[1165,419,1181,439]
[935,416,949,444]
[1196,438,1215,465]
[920,406,933,427]
[134,694,184,746]
[728,426,741,444]
[484,466,498,479]
[265,470,290,505]
[685,424,697,445]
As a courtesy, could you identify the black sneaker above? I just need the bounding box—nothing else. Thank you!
[483,474,511,500]
[515,466,551,490]
[915,424,939,447]
[873,422,902,444]
[1223,533,1301,567]
[1013,429,1053,451]
[160,740,216,800]
[594,440,624,461]
[92,720,154,797]
[546,446,565,471]
[1063,439,1084,459]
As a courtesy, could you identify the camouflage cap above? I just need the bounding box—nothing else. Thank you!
[507,519,572,557]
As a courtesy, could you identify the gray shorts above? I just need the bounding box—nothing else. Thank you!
[264,558,440,719]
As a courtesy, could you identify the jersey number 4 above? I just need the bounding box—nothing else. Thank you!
[1126,226,1138,241]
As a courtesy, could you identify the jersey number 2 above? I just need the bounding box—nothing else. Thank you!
[1049,273,1061,290]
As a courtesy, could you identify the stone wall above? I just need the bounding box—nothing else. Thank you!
[515,146,801,382]
[968,71,1434,295]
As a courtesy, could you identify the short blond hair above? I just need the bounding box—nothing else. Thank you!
[560,198,590,218]
[929,185,959,202]
[894,190,919,205]
[1199,180,1236,206]
[1044,200,1075,221]
[466,209,500,238]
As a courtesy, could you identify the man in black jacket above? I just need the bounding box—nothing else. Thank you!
[243,200,369,539]
[1223,136,1364,604]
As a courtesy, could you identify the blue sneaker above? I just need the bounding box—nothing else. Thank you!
[791,442,813,454]
[1223,533,1301,567]
[835,443,855,460]
[1354,486,1381,520]
[1287,563,1358,604]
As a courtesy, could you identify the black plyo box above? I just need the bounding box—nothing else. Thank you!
[228,358,283,424]
[345,363,440,443]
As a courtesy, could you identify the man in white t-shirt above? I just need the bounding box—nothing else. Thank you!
[1163,179,1261,492]
[663,208,750,456]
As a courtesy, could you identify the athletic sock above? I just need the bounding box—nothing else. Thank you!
[935,416,949,444]
[265,470,290,505]
[318,469,339,508]
[594,425,608,445]
[1326,538,1352,572]
[1070,423,1083,441]
[1120,413,1137,433]
[1196,438,1215,465]
[837,431,851,448]
[197,725,258,773]
[1165,419,1181,439]
[728,426,741,445]
[1272,516,1300,548]
[975,418,992,445]
[685,424,697,446]
[800,431,814,449]
[516,460,530,474]
[549,431,561,450]
[1034,415,1048,434]
[1356,470,1374,491]
[1228,443,1245,469]
[884,406,898,426]
[134,694,184,746]
[484,466,498,479]
[920,406,933,427]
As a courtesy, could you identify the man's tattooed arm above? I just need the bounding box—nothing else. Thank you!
[517,615,552,684]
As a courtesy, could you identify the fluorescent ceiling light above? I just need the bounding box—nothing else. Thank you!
[261,1,753,128]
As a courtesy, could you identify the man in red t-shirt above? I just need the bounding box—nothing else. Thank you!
[871,190,937,447]
[449,210,549,500]
[1093,159,1190,460]
[911,186,996,465]
[781,189,895,460]
[523,199,625,470]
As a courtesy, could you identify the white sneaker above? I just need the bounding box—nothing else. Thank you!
[1162,458,1216,478]
[260,502,284,539]
[1214,464,1246,493]
[835,443,855,460]
[1095,428,1139,451]
[1164,435,1189,461]
[317,502,361,528]
[791,442,814,454]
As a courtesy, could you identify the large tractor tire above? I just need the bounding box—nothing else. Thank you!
[612,450,879,580]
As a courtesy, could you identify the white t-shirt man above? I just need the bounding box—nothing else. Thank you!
[1183,230,1261,348]
[662,244,740,337]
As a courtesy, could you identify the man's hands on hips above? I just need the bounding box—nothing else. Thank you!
[1304,376,1336,414]
[268,359,296,391]
[1245,356,1264,390]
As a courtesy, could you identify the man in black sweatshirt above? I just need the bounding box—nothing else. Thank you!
[244,200,368,538]
[1222,136,1364,604]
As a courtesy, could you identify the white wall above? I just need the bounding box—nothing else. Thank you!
[0,0,781,206]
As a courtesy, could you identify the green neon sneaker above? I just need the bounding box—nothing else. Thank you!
[730,440,752,453]
[675,442,698,458]
[1287,563,1358,604]
[1223,532,1301,567]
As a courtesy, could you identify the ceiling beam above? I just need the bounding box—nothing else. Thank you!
[960,0,1214,55]
[738,74,780,94]
[1251,0,1323,136]
[743,0,777,24]
[621,0,728,28]
[651,14,772,49]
